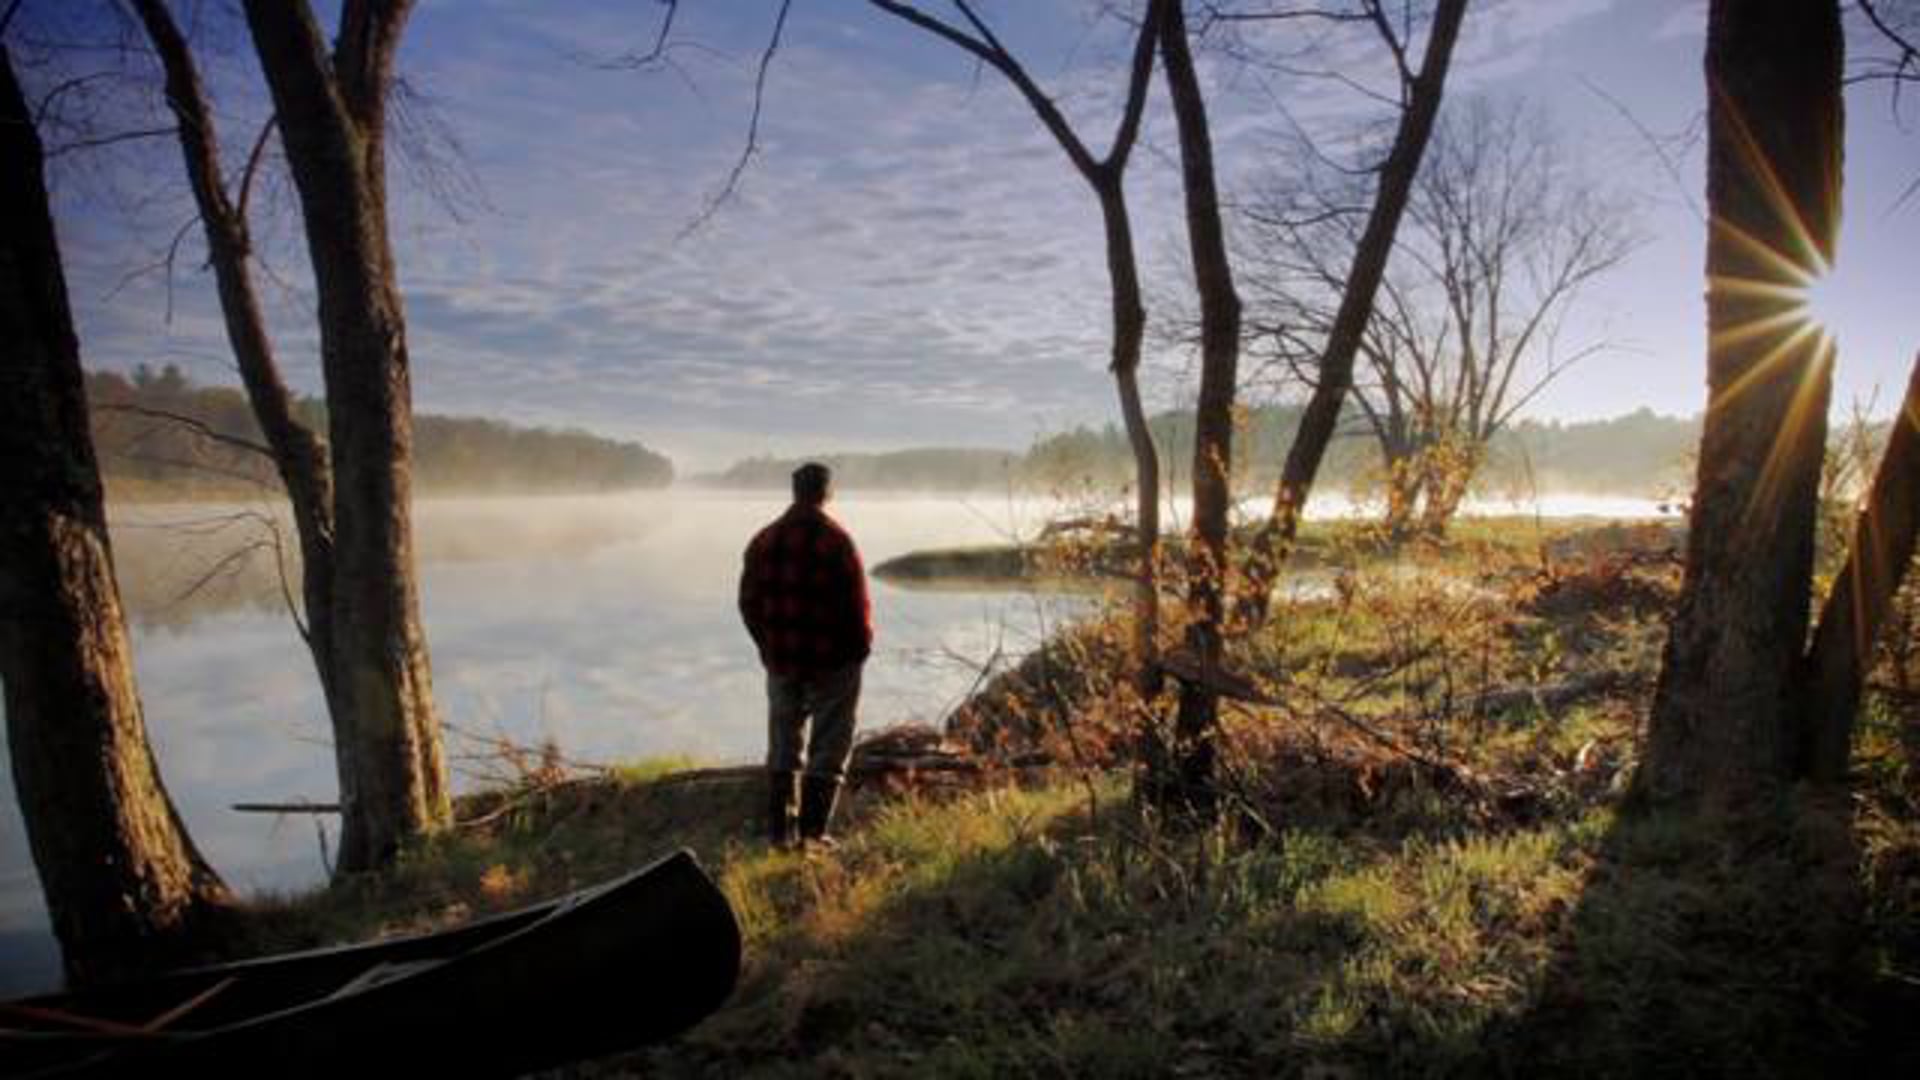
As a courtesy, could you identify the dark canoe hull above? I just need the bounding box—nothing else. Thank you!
[1,849,741,1078]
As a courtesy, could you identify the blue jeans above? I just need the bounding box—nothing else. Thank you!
[766,662,862,783]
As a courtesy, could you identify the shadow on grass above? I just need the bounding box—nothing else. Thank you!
[1473,788,1913,1078]
[609,787,1393,1079]
[238,754,1919,1077]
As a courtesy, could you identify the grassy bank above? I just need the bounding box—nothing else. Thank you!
[231,522,1917,1077]
[870,515,1679,590]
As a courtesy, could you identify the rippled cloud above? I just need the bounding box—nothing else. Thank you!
[71,0,1859,474]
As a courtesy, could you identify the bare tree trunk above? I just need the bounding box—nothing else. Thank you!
[1802,354,1920,780]
[1416,438,1479,537]
[862,0,1165,687]
[1417,474,1468,536]
[1642,0,1843,807]
[1239,0,1469,623]
[1381,439,1424,541]
[1096,178,1163,691]
[0,45,230,984]
[1153,0,1242,819]
[241,0,449,872]
[132,0,343,733]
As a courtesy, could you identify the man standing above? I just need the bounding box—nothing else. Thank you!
[739,462,872,849]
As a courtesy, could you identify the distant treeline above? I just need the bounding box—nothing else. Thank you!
[702,406,1702,497]
[1023,406,1710,498]
[699,448,1023,492]
[88,366,673,499]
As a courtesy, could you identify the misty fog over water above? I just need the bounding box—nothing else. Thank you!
[0,491,1080,992]
[0,488,1669,993]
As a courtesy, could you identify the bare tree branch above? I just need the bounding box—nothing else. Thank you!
[1193,4,1375,29]
[1578,74,1704,224]
[46,124,175,157]
[1857,0,1917,92]
[108,450,280,491]
[235,113,276,226]
[866,0,1101,178]
[97,402,276,460]
[587,0,721,101]
[31,69,120,125]
[679,0,794,238]
[866,0,1168,693]
[609,0,681,68]
[100,212,200,324]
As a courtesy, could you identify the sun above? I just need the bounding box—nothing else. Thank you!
[1797,256,1854,348]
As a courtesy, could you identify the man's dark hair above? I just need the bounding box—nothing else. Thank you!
[792,462,832,505]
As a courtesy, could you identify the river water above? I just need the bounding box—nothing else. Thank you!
[0,488,1668,993]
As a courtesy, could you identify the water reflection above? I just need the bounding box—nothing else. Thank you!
[0,491,1079,994]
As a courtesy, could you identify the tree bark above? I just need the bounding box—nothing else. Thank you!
[1088,7,1164,693]
[0,44,230,984]
[1155,0,1242,819]
[240,0,450,872]
[1097,177,1164,688]
[1239,0,1469,623]
[1802,354,1920,780]
[132,0,343,733]
[1642,0,1844,807]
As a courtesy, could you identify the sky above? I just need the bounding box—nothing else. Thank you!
[30,0,1920,473]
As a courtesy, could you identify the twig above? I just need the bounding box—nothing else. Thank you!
[678,0,792,239]
[1578,74,1703,224]
[454,775,597,831]
[97,402,275,460]
[46,125,178,158]
[598,0,681,68]
[1159,648,1494,792]
[163,539,272,611]
[235,113,277,225]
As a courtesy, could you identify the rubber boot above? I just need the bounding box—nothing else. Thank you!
[767,769,799,849]
[798,774,843,848]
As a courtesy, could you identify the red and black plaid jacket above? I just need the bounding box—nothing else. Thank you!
[738,503,873,675]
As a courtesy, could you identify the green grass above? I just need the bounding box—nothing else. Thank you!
[232,752,1916,1078]
[229,528,1920,1077]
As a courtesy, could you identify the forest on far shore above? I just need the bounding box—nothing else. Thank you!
[100,365,1871,505]
[699,404,1712,498]
[88,365,675,499]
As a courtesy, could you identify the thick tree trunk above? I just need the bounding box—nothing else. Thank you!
[1239,0,1469,622]
[0,46,230,984]
[1155,0,1242,819]
[241,0,449,872]
[1642,0,1843,806]
[1802,354,1920,780]
[132,0,343,728]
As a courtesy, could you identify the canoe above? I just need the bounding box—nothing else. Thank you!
[0,848,741,1078]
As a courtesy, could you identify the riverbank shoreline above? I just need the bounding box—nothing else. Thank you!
[46,514,1907,1076]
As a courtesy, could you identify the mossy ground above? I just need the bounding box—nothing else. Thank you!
[236,521,1920,1077]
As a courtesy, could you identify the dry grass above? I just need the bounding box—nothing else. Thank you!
[231,523,1920,1076]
